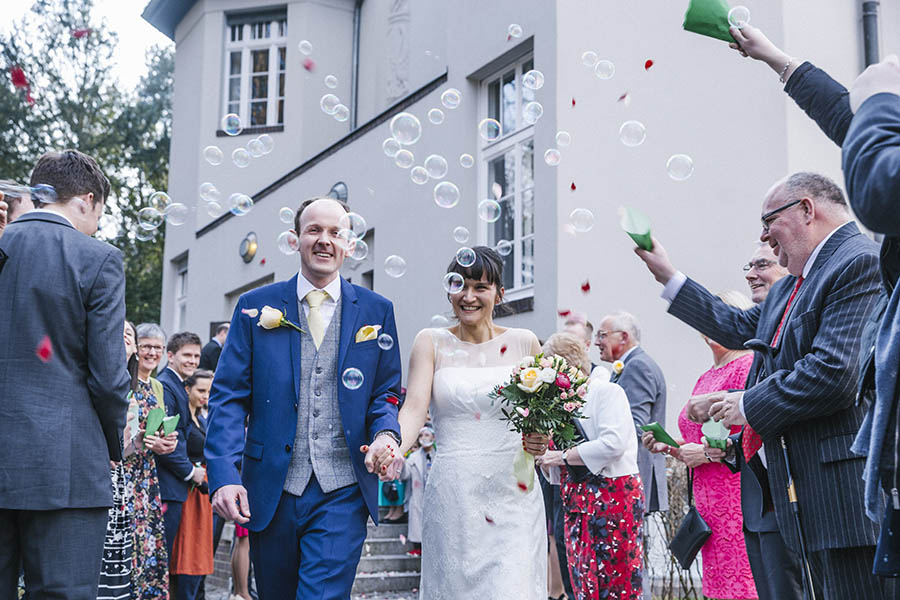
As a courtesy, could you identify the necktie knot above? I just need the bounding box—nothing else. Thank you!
[306,289,328,309]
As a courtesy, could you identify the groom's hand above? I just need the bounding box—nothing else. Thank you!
[211,484,251,524]
[361,433,399,479]
[634,237,677,285]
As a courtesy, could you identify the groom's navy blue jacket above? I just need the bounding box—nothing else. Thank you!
[205,274,402,530]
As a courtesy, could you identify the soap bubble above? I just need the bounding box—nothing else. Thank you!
[232,148,251,168]
[277,230,299,254]
[594,60,615,80]
[390,112,422,145]
[165,203,188,226]
[377,333,394,350]
[29,184,57,204]
[424,154,449,179]
[320,94,340,114]
[496,239,513,256]
[229,193,254,216]
[394,149,414,168]
[581,51,599,67]
[257,134,274,154]
[459,153,474,168]
[666,154,694,181]
[203,145,223,165]
[206,201,226,218]
[434,182,460,208]
[221,113,242,136]
[149,191,171,213]
[324,74,338,89]
[522,101,543,124]
[522,69,544,90]
[477,199,501,223]
[298,40,313,55]
[728,6,751,29]
[443,272,465,294]
[441,88,461,109]
[199,183,220,202]
[138,207,164,230]
[428,108,444,124]
[384,255,407,278]
[333,104,350,122]
[507,24,523,39]
[349,238,369,260]
[478,118,501,142]
[555,131,571,147]
[339,212,367,239]
[411,166,429,185]
[453,226,470,243]
[136,228,156,242]
[544,149,561,166]
[619,120,646,147]
[570,208,594,232]
[342,367,364,390]
[383,138,401,157]
[247,138,265,158]
[279,207,294,223]
[431,314,450,328]
[456,247,476,267]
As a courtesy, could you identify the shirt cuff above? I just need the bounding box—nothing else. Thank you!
[660,271,687,303]
[739,395,746,418]
[183,467,196,482]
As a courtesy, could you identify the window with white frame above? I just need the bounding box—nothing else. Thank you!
[174,255,188,331]
[224,10,287,129]
[479,56,536,295]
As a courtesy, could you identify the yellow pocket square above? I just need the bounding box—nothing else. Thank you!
[355,325,382,343]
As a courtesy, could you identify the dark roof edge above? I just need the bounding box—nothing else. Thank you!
[141,0,198,41]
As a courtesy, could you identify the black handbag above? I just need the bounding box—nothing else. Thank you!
[668,467,711,570]
[564,419,593,483]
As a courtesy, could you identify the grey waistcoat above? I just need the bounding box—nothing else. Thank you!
[283,297,357,495]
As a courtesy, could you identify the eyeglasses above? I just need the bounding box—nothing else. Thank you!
[760,198,803,233]
[595,330,624,341]
[138,344,164,354]
[743,259,775,272]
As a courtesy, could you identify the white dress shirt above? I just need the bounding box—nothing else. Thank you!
[31,208,75,227]
[296,272,342,329]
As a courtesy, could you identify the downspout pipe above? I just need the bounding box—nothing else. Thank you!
[350,0,363,129]
[862,1,880,67]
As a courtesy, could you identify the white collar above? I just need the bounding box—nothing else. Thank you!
[166,366,184,383]
[620,346,638,362]
[296,271,342,304]
[802,222,851,279]
[31,208,75,228]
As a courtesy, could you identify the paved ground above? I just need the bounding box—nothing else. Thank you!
[206,585,417,600]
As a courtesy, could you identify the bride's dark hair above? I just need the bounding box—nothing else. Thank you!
[445,246,504,289]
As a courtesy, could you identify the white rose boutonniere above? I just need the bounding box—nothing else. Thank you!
[613,360,625,375]
[257,305,305,333]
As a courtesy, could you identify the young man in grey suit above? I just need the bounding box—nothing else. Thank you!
[0,150,131,598]
[636,172,893,598]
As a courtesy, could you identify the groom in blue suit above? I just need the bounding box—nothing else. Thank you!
[206,197,403,599]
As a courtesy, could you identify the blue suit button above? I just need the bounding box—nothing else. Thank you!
[312,432,318,440]
[294,402,298,410]
[285,444,291,452]
[313,410,319,417]
[316,367,323,374]
[315,389,322,397]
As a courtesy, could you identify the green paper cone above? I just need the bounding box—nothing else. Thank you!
[144,407,166,436]
[683,0,735,43]
[513,448,535,492]
[701,419,730,450]
[619,206,654,251]
[162,414,180,436]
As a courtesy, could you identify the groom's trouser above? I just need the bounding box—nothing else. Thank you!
[249,476,368,600]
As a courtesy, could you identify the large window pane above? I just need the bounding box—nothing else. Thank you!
[522,189,534,237]
[251,101,267,126]
[488,149,516,198]
[230,51,241,75]
[229,78,240,102]
[252,49,269,73]
[501,70,516,135]
[488,80,500,123]
[278,47,286,71]
[522,58,535,106]
[521,139,534,190]
[521,238,534,287]
[252,75,268,99]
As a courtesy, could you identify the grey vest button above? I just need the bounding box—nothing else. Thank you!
[316,389,322,397]
[313,410,319,417]
[312,432,318,440]
[316,366,323,374]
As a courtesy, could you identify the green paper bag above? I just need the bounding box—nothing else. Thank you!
[144,407,166,436]
[640,422,681,448]
[162,414,180,436]
[701,419,730,450]
[683,0,735,43]
[619,206,654,251]
[513,447,535,492]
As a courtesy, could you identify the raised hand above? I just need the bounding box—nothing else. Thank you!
[212,484,251,523]
[633,237,677,285]
[728,25,800,83]
[849,55,900,113]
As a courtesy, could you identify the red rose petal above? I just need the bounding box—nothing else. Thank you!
[581,280,591,293]
[25,92,35,106]
[558,309,571,317]
[617,92,629,103]
[644,59,654,70]
[302,58,315,71]
[570,182,576,191]
[10,66,28,89]
[485,515,495,524]
[36,335,52,363]
[72,28,92,39]
[386,396,399,405]
[259,257,266,266]
[571,98,576,107]
[517,482,528,491]
[500,344,507,356]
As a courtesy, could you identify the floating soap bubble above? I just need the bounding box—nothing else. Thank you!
[522,101,543,125]
[728,6,751,29]
[27,184,57,204]
[441,88,461,109]
[279,207,294,223]
[138,207,163,230]
[394,149,414,169]
[544,149,561,166]
[247,138,265,158]
[199,182,219,202]
[384,255,407,278]
[411,166,429,185]
[221,113,242,136]
[507,24,523,39]
[333,104,350,122]
[232,148,251,168]
[443,272,465,294]
[324,74,338,89]
[136,228,156,242]
[431,314,450,328]
[203,145,223,166]
[555,131,571,147]
[320,94,340,115]
[496,239,513,256]
[390,112,422,145]
[666,154,694,181]
[459,153,474,168]
[428,108,445,125]
[335,228,357,251]
[478,118,501,142]
[298,40,313,55]
[149,191,171,213]
[581,51,599,67]
[569,208,594,232]
[383,138,401,157]
[206,201,226,218]
[339,212,367,239]
[342,367,364,390]
[277,230,299,254]
[453,226,470,243]
[229,193,254,216]
[424,154,448,179]
[349,238,369,261]
[257,134,274,154]
[619,120,646,147]
[522,70,544,90]
[434,181,460,208]
[377,333,394,350]
[165,203,189,226]
[456,247,476,268]
[594,60,615,80]
[477,199,501,223]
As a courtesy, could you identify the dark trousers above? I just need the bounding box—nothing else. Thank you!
[174,573,205,600]
[163,500,184,560]
[249,477,368,600]
[0,507,109,600]
[807,545,896,600]
[550,489,575,598]
[743,526,803,600]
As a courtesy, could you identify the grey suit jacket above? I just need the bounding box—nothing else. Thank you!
[0,211,130,509]
[612,346,669,512]
[669,222,881,552]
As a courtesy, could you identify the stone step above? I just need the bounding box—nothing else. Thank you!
[357,553,421,573]
[365,521,408,539]
[351,571,420,594]
[362,537,409,555]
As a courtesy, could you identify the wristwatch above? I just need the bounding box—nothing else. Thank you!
[375,430,401,447]
[562,450,570,467]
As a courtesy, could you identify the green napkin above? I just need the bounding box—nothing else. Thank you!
[701,419,730,450]
[683,0,735,43]
[619,206,654,251]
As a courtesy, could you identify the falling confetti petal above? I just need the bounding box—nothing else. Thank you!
[558,309,571,317]
[570,182,576,191]
[644,59,654,70]
[72,28,92,39]
[571,98,576,107]
[302,58,315,71]
[500,344,508,356]
[485,515,495,524]
[241,308,259,318]
[491,182,503,201]
[10,66,28,89]
[474,412,482,420]
[400,534,407,544]
[517,482,528,492]
[25,92,35,106]
[581,280,591,293]
[617,92,631,107]
[259,258,266,266]
[36,335,52,363]
[386,396,399,405]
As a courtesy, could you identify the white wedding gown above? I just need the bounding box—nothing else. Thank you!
[419,327,547,600]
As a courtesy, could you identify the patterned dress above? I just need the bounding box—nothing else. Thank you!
[677,354,757,599]
[122,379,170,599]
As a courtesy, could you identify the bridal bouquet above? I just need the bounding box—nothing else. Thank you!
[489,352,590,491]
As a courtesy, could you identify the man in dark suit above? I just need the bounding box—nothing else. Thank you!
[199,323,229,371]
[636,171,891,598]
[0,150,131,598]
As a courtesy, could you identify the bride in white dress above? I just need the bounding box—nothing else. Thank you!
[396,247,549,600]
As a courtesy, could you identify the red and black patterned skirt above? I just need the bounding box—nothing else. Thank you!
[560,468,644,600]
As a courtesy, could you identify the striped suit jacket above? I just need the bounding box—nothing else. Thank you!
[669,221,882,552]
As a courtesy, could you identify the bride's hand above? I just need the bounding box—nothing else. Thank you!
[536,450,564,467]
[523,433,549,456]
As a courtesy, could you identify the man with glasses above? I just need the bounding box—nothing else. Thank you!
[744,243,790,305]
[634,171,890,598]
